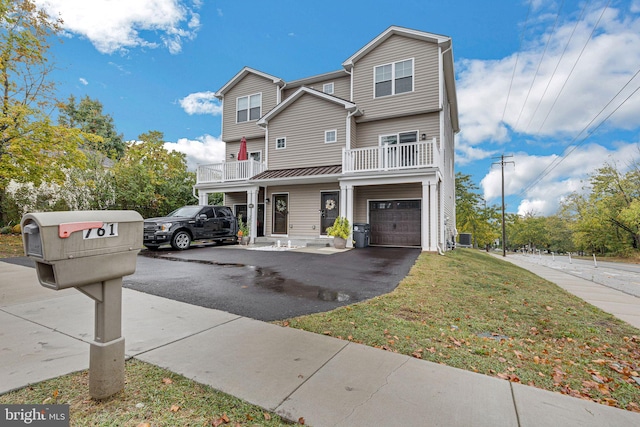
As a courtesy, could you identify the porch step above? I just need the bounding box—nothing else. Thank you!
[254,236,332,248]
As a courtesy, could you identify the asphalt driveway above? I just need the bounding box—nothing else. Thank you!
[124,245,420,321]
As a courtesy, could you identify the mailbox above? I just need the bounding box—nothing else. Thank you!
[21,210,143,290]
[21,210,143,399]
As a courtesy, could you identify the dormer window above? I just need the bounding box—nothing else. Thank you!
[237,93,262,123]
[374,59,413,98]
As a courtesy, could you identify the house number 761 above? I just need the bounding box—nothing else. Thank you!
[84,223,119,239]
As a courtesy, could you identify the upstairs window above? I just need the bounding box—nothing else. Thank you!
[323,82,334,94]
[374,59,413,98]
[325,129,337,143]
[276,137,286,149]
[237,93,261,123]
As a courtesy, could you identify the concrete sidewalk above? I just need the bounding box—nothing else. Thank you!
[2,260,640,426]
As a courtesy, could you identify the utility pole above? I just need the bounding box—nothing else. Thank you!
[492,155,515,257]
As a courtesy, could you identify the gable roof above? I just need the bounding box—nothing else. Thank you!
[343,25,459,133]
[257,86,361,127]
[215,67,285,99]
[342,26,451,70]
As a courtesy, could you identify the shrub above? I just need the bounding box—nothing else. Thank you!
[11,224,21,234]
[326,217,351,239]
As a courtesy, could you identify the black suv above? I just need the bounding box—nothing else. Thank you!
[143,205,239,250]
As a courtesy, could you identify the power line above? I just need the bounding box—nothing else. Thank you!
[513,0,566,130]
[518,68,640,196]
[534,0,611,134]
[523,0,590,133]
[501,0,534,124]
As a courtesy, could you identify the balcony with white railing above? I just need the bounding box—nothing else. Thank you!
[342,140,437,173]
[196,159,266,184]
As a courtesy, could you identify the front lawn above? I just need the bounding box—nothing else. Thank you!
[277,249,640,412]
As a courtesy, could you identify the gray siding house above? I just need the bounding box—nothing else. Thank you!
[194,26,459,251]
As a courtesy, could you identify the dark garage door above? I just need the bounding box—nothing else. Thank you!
[369,200,421,247]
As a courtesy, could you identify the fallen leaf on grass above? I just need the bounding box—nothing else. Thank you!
[137,424,151,427]
[263,413,271,420]
[170,404,180,412]
[162,378,173,385]
[299,416,306,424]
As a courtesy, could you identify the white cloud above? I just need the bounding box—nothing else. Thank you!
[179,92,222,115]
[79,77,88,85]
[164,134,225,170]
[480,142,640,215]
[456,5,640,148]
[35,0,201,54]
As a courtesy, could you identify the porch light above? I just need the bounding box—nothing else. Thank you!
[230,153,235,158]
[265,198,270,204]
[421,133,427,140]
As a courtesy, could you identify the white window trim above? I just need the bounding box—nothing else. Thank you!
[276,137,286,150]
[378,130,419,145]
[325,129,337,144]
[249,150,262,161]
[323,82,334,94]
[373,58,414,99]
[236,92,262,124]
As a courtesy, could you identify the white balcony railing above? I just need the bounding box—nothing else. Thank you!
[197,159,266,184]
[342,140,436,173]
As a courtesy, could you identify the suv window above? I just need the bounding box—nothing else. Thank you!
[200,207,215,218]
[214,206,233,218]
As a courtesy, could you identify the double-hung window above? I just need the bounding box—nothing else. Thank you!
[374,59,413,98]
[237,93,261,123]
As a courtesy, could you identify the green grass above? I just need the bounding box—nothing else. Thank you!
[277,249,640,412]
[0,359,292,426]
[0,233,24,258]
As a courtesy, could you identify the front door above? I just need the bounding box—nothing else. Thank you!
[320,191,340,235]
[272,194,288,234]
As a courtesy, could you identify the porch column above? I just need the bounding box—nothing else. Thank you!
[422,182,430,251]
[247,186,259,244]
[339,182,355,248]
[429,181,438,251]
[198,191,208,205]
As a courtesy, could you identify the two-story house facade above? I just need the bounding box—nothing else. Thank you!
[193,26,459,251]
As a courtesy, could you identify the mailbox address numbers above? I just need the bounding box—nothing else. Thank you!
[84,223,119,239]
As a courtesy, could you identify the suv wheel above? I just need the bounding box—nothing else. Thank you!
[171,230,192,250]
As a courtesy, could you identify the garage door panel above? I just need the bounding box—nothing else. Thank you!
[369,200,421,247]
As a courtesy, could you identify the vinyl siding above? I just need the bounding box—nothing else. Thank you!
[267,95,347,169]
[225,136,266,161]
[355,113,440,149]
[352,35,440,121]
[283,75,351,100]
[353,184,422,223]
[222,73,278,141]
[265,183,339,237]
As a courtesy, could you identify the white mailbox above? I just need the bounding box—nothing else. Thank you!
[21,210,143,289]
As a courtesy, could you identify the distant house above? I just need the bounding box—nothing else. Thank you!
[194,26,459,251]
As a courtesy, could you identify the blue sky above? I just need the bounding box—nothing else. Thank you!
[37,0,640,216]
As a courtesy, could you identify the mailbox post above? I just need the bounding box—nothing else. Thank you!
[21,210,143,399]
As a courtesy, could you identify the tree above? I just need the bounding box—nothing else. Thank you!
[112,131,196,218]
[455,172,500,248]
[0,1,94,222]
[58,95,125,159]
